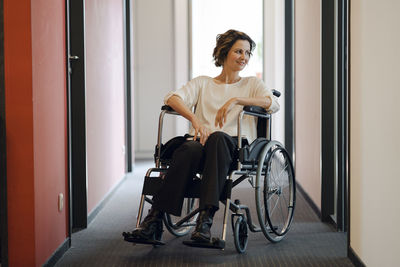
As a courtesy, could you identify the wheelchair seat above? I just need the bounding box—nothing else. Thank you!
[156,134,269,167]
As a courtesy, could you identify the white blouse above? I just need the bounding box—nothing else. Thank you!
[164,76,280,143]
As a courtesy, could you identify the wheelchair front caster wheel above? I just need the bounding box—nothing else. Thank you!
[233,216,248,253]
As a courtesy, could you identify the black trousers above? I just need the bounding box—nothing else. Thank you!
[152,131,238,216]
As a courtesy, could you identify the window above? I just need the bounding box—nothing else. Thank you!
[191,0,263,78]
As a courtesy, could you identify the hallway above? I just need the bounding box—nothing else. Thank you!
[55,161,353,267]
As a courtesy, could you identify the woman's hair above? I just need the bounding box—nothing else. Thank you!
[212,29,256,67]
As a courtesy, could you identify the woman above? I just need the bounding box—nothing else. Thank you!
[127,29,279,244]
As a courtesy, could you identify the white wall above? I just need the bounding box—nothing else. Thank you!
[264,0,285,144]
[133,0,189,158]
[294,0,322,209]
[173,0,190,136]
[85,0,126,212]
[133,0,174,158]
[350,0,400,265]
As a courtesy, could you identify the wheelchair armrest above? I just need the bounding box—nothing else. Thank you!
[243,106,270,118]
[161,105,179,115]
[242,90,280,118]
[272,89,281,97]
[161,105,174,111]
[243,105,267,114]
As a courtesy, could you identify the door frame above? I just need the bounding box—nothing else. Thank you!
[66,0,88,231]
[321,0,348,231]
[336,0,348,232]
[124,0,133,172]
[284,0,295,163]
[321,0,336,223]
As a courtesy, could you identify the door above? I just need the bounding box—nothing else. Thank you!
[66,0,88,230]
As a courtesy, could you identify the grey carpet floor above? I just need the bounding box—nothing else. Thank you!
[55,161,354,267]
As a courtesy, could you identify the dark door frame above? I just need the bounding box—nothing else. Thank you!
[336,0,348,233]
[66,0,88,231]
[124,0,133,172]
[321,0,348,232]
[321,0,336,223]
[284,0,295,162]
[1,0,9,265]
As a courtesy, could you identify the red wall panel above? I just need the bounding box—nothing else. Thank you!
[4,0,125,264]
[4,0,36,265]
[4,0,68,266]
[31,0,68,265]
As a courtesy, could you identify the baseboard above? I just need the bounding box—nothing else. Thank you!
[87,175,128,225]
[42,238,70,267]
[348,247,366,267]
[296,182,322,218]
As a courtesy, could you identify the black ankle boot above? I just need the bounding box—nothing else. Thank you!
[129,208,164,241]
[191,206,216,242]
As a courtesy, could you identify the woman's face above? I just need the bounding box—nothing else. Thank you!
[223,39,251,72]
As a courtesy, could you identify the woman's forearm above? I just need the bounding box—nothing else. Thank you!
[166,95,198,124]
[214,96,273,128]
[167,95,211,144]
[233,96,272,110]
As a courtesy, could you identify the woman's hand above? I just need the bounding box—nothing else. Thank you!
[215,98,237,129]
[192,117,211,146]
[167,95,210,145]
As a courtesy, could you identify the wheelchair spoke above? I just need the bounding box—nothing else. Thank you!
[268,194,280,217]
[278,196,286,229]
[273,164,289,185]
[271,157,291,227]
[282,191,289,210]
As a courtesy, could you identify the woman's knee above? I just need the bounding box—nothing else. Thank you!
[174,140,204,160]
[207,131,230,142]
[204,131,237,157]
[205,131,233,146]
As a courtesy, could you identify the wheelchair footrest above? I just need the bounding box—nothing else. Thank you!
[182,238,225,249]
[122,232,165,246]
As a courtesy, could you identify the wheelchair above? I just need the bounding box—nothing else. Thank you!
[123,90,296,253]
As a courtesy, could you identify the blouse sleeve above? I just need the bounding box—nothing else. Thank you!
[252,78,280,114]
[164,77,201,110]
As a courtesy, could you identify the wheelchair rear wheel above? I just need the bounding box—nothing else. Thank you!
[163,198,199,237]
[255,141,296,243]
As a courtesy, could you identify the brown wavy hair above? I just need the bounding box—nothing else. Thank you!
[212,29,256,67]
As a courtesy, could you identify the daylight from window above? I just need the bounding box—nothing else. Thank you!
[191,0,263,79]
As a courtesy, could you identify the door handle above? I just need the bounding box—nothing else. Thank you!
[68,55,80,74]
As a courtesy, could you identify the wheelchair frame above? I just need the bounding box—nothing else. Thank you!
[134,92,296,253]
